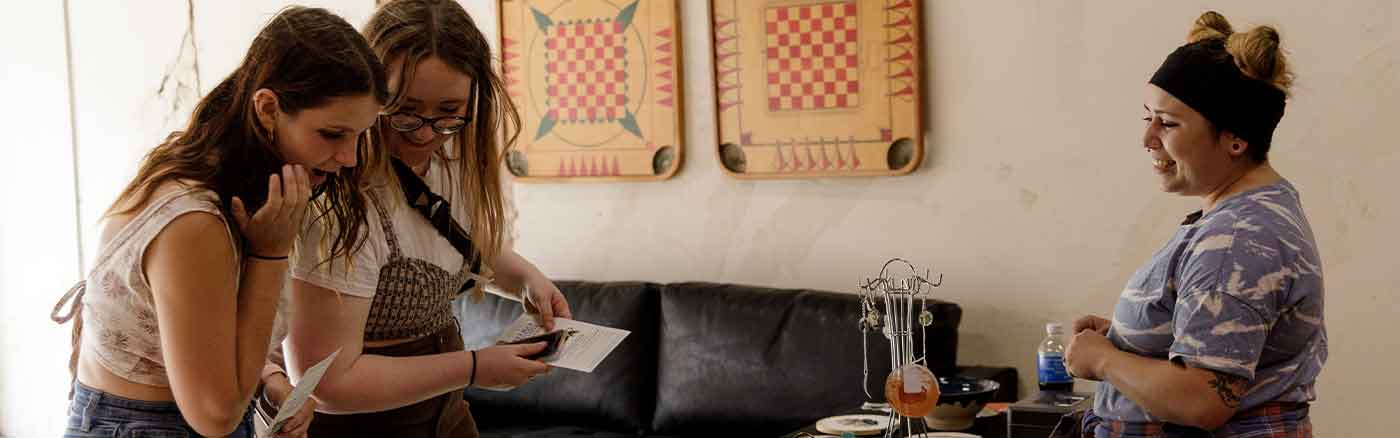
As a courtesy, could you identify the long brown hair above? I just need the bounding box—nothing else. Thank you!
[57,6,389,395]
[110,6,389,260]
[364,0,521,268]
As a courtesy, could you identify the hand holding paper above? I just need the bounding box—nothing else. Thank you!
[496,315,629,373]
[262,349,340,438]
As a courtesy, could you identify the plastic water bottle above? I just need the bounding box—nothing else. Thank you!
[1037,323,1074,392]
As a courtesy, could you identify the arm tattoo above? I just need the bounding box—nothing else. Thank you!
[1207,371,1247,408]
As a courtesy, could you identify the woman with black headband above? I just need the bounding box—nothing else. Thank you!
[1062,11,1325,437]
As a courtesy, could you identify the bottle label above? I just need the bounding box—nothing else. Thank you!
[1038,352,1073,384]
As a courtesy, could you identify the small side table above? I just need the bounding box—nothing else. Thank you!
[1006,391,1094,438]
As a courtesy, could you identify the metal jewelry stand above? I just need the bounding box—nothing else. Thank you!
[859,258,943,438]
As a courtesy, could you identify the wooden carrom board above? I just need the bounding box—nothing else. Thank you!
[711,0,923,178]
[499,0,684,182]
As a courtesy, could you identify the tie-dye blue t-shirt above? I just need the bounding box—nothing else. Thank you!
[1093,179,1327,424]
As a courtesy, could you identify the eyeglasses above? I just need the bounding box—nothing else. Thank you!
[383,111,471,135]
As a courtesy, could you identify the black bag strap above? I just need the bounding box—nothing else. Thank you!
[390,158,484,292]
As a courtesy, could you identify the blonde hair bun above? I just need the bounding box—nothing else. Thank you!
[1187,11,1293,95]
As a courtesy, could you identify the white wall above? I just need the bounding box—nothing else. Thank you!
[503,1,1400,436]
[0,1,82,436]
[67,1,194,265]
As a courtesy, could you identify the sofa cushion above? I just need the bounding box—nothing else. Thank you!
[650,282,961,435]
[456,281,660,434]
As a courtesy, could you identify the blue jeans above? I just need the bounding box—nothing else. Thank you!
[65,381,254,438]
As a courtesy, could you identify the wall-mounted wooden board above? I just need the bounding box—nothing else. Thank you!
[711,0,924,179]
[500,0,684,182]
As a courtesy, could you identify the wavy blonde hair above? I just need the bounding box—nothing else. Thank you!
[364,0,520,271]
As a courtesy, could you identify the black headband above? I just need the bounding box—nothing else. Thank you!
[1149,38,1286,149]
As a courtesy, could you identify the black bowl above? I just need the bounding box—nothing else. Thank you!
[924,375,1001,430]
[936,375,1000,406]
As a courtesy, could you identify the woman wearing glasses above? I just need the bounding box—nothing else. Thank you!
[280,0,572,436]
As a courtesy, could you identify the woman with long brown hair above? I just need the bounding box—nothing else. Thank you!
[53,6,387,437]
[282,0,571,436]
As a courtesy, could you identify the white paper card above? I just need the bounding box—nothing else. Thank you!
[263,348,340,437]
[496,315,629,373]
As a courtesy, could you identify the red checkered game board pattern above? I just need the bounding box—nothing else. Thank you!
[546,20,628,122]
[765,1,859,111]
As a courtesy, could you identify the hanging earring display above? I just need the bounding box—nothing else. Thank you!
[855,258,944,437]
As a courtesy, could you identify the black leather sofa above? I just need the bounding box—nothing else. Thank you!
[454,281,1013,437]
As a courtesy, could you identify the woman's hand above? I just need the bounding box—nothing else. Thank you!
[1072,314,1111,335]
[263,372,317,438]
[471,342,551,391]
[522,273,572,332]
[1064,329,1118,381]
[231,165,311,258]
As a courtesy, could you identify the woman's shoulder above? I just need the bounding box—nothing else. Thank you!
[1204,181,1307,238]
[111,179,218,213]
[1189,181,1316,277]
[143,181,229,238]
[298,187,392,264]
[102,181,223,240]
